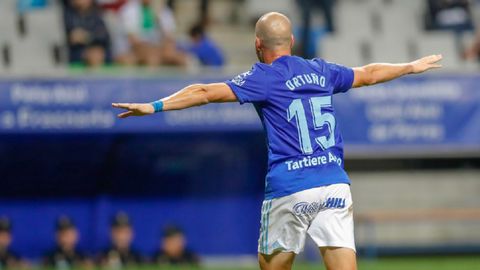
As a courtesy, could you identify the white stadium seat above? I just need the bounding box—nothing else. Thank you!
[379,5,423,39]
[320,35,367,67]
[388,0,426,11]
[5,4,66,74]
[245,0,298,19]
[335,1,375,39]
[24,5,64,44]
[0,4,17,43]
[415,33,462,70]
[0,2,17,74]
[370,37,412,63]
[0,60,6,74]
[10,37,58,74]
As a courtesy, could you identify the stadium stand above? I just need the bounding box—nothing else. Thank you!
[0,0,479,73]
[0,2,17,72]
[319,0,476,70]
[245,0,298,21]
[335,1,376,39]
[320,36,367,66]
[370,37,413,64]
[416,32,462,69]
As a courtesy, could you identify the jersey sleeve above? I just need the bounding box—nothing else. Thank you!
[326,62,354,94]
[225,65,268,104]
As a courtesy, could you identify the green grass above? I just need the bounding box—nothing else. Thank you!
[354,256,480,270]
[40,256,480,270]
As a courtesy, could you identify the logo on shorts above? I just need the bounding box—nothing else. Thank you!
[293,202,321,215]
[323,197,346,209]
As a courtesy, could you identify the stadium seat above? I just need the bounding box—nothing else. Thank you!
[7,5,66,73]
[0,3,18,72]
[245,0,299,22]
[370,37,412,63]
[320,35,367,67]
[387,0,426,11]
[209,25,257,67]
[0,4,18,43]
[23,5,64,44]
[379,5,423,39]
[0,59,5,74]
[415,33,462,70]
[10,37,60,74]
[335,1,375,39]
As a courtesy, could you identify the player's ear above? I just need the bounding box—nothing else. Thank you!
[290,35,295,49]
[255,37,262,50]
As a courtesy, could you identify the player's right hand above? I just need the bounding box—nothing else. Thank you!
[410,54,443,74]
[112,103,155,118]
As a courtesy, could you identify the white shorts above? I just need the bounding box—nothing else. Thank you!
[258,184,355,255]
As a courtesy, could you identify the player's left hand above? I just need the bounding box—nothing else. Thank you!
[112,103,155,118]
[410,54,443,74]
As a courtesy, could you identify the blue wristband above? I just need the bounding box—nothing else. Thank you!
[151,100,164,112]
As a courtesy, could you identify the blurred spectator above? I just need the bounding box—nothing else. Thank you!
[115,0,187,66]
[154,225,199,266]
[464,29,480,61]
[64,0,112,67]
[99,212,143,268]
[0,217,23,269]
[167,0,210,26]
[425,0,474,31]
[97,0,128,12]
[187,24,225,67]
[297,0,335,59]
[44,216,93,269]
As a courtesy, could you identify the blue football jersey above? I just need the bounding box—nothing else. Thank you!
[226,55,354,199]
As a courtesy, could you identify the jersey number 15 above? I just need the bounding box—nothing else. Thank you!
[287,97,336,154]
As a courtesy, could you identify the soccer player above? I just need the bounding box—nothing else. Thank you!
[112,12,442,270]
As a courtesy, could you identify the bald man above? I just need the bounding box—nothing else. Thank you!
[113,12,442,270]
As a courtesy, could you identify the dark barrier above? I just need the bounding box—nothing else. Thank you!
[0,197,262,259]
[0,74,479,156]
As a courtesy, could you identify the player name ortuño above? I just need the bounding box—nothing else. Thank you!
[285,152,342,171]
[285,73,326,91]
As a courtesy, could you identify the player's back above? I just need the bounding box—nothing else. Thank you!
[227,55,355,199]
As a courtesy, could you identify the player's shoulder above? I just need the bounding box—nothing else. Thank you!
[278,56,333,73]
[230,64,265,86]
[307,57,336,71]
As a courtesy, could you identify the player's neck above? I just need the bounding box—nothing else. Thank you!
[263,50,291,65]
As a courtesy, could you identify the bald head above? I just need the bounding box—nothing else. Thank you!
[255,12,293,50]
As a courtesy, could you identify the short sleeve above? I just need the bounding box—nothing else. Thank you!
[120,2,140,35]
[326,62,354,94]
[225,65,267,104]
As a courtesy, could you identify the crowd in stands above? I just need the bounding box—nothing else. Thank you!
[18,0,225,68]
[297,0,480,64]
[423,0,480,62]
[13,0,480,69]
[0,213,199,269]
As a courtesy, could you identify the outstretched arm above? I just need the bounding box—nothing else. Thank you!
[112,83,237,118]
[352,54,442,88]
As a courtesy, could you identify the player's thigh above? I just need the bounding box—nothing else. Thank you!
[258,251,296,270]
[320,247,357,270]
[258,194,312,255]
[307,184,355,251]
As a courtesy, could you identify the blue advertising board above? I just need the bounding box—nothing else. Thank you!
[0,75,479,155]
